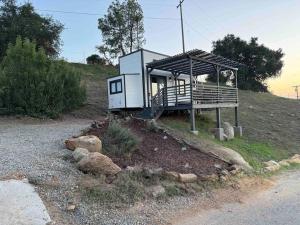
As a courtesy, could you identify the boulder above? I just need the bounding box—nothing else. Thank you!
[264,160,280,172]
[278,160,290,167]
[178,173,197,183]
[65,135,102,153]
[77,152,121,176]
[287,154,300,164]
[223,122,234,140]
[72,148,90,162]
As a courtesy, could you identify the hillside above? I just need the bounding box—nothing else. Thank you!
[70,63,300,167]
[221,91,300,154]
[68,63,117,119]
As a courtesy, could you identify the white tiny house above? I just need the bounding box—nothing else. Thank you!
[107,48,242,140]
[107,49,190,111]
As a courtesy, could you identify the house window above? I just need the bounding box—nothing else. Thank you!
[176,79,186,95]
[110,79,122,94]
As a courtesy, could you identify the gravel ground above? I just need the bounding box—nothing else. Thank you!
[0,116,263,225]
[0,116,203,225]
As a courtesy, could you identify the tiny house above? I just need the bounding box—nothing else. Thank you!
[107,48,243,140]
[107,49,190,110]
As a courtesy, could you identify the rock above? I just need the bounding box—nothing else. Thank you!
[220,169,230,176]
[199,174,218,182]
[165,171,179,181]
[278,160,290,167]
[77,152,121,176]
[223,122,234,140]
[264,160,280,172]
[228,164,242,175]
[220,175,228,182]
[67,204,76,211]
[264,160,280,167]
[72,148,90,162]
[178,173,197,183]
[184,163,192,169]
[125,166,142,173]
[65,135,102,153]
[287,154,300,164]
[146,185,165,198]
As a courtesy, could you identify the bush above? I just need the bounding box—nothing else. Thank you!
[0,37,86,117]
[103,120,138,157]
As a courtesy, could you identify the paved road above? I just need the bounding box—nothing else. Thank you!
[175,170,300,225]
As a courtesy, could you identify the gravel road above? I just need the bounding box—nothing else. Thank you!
[172,170,300,225]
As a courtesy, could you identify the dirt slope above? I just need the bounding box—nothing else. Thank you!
[221,91,300,154]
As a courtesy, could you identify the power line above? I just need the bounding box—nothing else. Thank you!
[37,9,180,21]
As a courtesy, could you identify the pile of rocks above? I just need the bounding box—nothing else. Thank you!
[65,135,121,181]
[264,154,300,172]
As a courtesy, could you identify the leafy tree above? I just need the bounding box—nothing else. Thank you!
[0,37,85,118]
[0,0,63,60]
[98,0,145,59]
[207,34,284,92]
[86,54,107,65]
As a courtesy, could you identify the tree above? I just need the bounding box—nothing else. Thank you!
[86,54,107,65]
[0,37,85,118]
[206,34,284,92]
[0,0,63,60]
[98,0,145,60]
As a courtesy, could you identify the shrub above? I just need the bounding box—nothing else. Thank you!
[103,120,138,157]
[0,37,86,117]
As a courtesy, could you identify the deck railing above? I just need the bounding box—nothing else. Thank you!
[153,83,238,108]
[193,83,238,105]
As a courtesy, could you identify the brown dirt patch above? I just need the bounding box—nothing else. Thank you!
[86,119,229,176]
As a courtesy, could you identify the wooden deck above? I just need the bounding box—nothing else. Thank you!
[151,83,238,116]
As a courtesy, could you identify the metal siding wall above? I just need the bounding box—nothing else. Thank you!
[125,75,143,108]
[119,51,143,108]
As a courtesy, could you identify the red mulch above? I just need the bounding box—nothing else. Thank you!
[86,118,228,176]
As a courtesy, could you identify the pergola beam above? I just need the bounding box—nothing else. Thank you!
[189,56,238,71]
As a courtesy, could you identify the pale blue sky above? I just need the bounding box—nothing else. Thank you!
[17,0,300,97]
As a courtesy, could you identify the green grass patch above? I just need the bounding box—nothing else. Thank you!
[160,114,288,171]
[70,63,117,79]
[217,138,287,170]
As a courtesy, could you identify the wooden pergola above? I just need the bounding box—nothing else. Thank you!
[146,49,243,137]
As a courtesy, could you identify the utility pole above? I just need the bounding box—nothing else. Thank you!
[177,0,185,53]
[293,85,300,100]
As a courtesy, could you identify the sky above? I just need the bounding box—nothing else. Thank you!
[17,0,300,98]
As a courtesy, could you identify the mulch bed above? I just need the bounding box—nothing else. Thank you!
[86,118,229,177]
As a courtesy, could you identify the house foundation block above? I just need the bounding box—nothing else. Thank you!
[190,130,199,135]
[213,128,225,141]
[234,126,243,137]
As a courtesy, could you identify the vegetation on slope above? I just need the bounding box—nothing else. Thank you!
[67,63,117,119]
[161,91,300,170]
